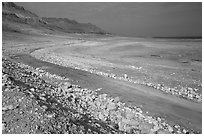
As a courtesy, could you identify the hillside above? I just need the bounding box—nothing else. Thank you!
[2,2,106,35]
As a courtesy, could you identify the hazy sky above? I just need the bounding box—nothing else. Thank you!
[16,2,202,37]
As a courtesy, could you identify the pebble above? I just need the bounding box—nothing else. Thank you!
[125,108,134,119]
[30,88,35,92]
[46,113,55,118]
[30,94,35,98]
[118,122,125,131]
[139,123,153,134]
[2,123,5,131]
[168,125,174,132]
[174,125,180,129]
[103,110,109,117]
[98,113,105,121]
[106,102,116,111]
[113,97,120,103]
[2,105,14,111]
[41,105,48,110]
[4,88,10,92]
[157,117,162,122]
[39,96,47,101]
[183,128,187,133]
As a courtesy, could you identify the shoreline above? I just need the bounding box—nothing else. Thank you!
[8,53,202,132]
[3,57,196,134]
[2,33,202,133]
[31,43,202,103]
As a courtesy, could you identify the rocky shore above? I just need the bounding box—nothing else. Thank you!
[31,49,202,102]
[3,57,197,134]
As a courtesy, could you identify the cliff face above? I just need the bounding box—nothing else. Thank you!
[2,2,106,34]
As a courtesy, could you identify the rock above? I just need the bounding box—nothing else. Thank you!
[167,125,174,132]
[19,110,24,114]
[174,125,180,129]
[138,122,153,134]
[107,102,116,111]
[40,93,46,96]
[41,105,48,111]
[103,110,109,117]
[30,94,35,98]
[4,88,10,92]
[4,57,201,134]
[39,96,47,101]
[136,107,142,112]
[182,128,187,133]
[152,124,160,131]
[99,94,107,99]
[46,113,55,118]
[121,118,131,124]
[2,123,5,131]
[113,97,120,103]
[124,125,133,133]
[125,108,134,119]
[157,117,162,122]
[157,129,171,134]
[100,102,107,109]
[124,74,128,79]
[98,112,106,121]
[62,82,72,90]
[2,105,14,111]
[128,119,140,126]
[30,88,35,92]
[2,106,7,111]
[95,99,101,107]
[118,122,125,131]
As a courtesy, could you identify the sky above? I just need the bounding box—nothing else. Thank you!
[16,2,202,37]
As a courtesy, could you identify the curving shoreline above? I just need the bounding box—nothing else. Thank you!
[3,57,195,134]
[31,47,202,103]
[2,33,202,134]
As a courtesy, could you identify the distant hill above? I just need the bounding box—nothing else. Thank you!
[152,37,202,39]
[2,2,107,35]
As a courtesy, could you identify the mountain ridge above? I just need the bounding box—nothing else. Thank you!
[2,2,107,35]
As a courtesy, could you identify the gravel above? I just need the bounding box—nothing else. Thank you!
[2,57,199,134]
